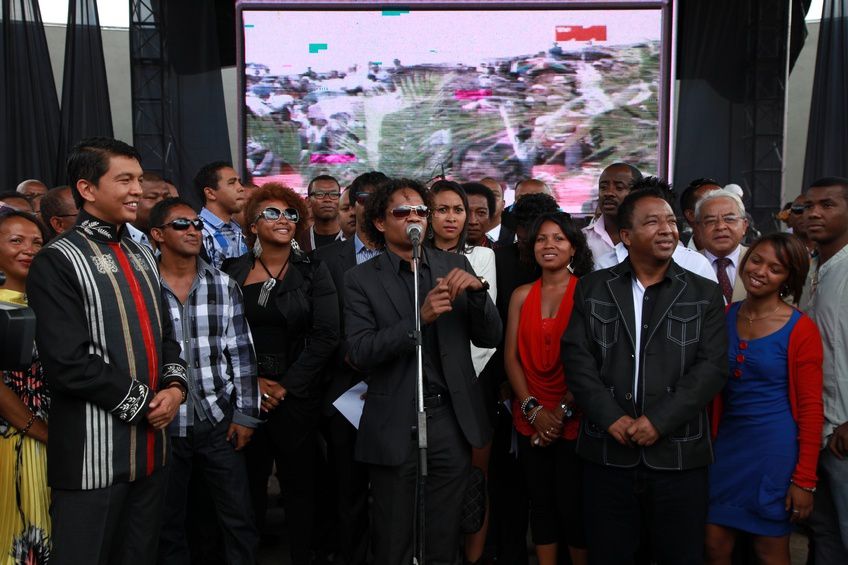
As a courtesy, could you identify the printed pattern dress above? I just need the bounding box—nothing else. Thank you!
[0,289,50,564]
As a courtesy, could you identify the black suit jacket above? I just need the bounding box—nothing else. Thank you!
[312,238,362,414]
[562,258,728,471]
[344,248,502,466]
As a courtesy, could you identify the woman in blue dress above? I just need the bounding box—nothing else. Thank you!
[706,233,824,564]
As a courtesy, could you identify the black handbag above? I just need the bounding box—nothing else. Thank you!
[460,466,486,534]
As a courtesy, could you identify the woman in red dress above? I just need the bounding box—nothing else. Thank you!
[505,212,593,565]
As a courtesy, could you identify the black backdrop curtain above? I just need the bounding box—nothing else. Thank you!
[56,0,113,185]
[674,0,811,229]
[138,0,231,208]
[0,0,61,190]
[802,0,848,187]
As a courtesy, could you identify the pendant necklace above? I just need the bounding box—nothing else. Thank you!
[740,301,781,327]
[257,255,289,307]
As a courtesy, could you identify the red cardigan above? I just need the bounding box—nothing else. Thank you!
[710,309,824,489]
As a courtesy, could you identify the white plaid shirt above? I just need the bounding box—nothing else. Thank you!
[160,258,260,437]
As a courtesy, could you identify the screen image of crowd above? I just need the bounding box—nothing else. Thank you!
[2,136,845,565]
[243,8,663,216]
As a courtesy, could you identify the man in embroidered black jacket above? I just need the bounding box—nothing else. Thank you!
[561,186,727,564]
[27,138,188,565]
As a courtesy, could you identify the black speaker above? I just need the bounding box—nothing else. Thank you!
[0,302,36,370]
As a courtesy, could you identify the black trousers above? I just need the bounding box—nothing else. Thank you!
[369,404,471,565]
[583,462,709,565]
[486,401,529,564]
[157,417,258,565]
[517,435,586,548]
[50,467,168,565]
[245,397,319,565]
[326,409,370,565]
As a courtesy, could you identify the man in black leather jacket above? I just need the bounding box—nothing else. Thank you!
[562,186,728,564]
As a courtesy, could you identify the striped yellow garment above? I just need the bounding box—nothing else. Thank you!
[0,434,51,563]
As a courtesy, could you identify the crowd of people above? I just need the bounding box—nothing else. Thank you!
[0,136,847,565]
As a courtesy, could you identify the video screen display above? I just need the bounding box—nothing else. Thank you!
[240,3,668,214]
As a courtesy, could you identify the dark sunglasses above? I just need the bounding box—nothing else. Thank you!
[790,206,807,215]
[255,206,300,223]
[390,205,429,219]
[355,191,371,204]
[158,218,204,231]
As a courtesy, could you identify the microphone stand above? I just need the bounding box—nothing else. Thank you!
[411,232,428,565]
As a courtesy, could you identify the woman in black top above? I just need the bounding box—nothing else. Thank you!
[224,183,339,565]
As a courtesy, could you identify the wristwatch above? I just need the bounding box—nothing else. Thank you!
[476,276,490,291]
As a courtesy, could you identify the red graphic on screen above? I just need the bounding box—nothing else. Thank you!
[555,25,607,42]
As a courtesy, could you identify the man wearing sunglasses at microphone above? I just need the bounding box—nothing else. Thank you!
[344,178,502,565]
[149,197,261,564]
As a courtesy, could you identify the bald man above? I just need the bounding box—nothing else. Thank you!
[16,179,48,214]
[514,178,551,199]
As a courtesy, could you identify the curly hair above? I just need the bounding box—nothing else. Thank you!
[363,178,431,247]
[242,183,309,247]
[526,212,593,277]
[511,193,560,232]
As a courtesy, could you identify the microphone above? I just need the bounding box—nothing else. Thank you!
[406,223,423,246]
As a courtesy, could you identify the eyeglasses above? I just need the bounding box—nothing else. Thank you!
[309,191,341,200]
[390,205,429,219]
[701,215,742,229]
[255,206,300,223]
[790,206,807,215]
[355,191,371,204]
[158,218,204,231]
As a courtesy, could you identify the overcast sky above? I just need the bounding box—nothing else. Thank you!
[37,0,825,29]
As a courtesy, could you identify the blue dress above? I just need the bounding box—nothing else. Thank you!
[707,302,800,537]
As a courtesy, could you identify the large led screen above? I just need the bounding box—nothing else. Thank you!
[239,2,670,214]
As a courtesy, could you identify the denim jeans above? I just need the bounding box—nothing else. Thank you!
[809,449,848,563]
[158,417,258,565]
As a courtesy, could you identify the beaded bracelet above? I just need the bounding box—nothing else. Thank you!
[19,413,36,436]
[521,396,540,418]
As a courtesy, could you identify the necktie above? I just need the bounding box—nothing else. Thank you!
[716,257,733,304]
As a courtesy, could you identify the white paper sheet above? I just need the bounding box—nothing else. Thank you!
[333,380,368,429]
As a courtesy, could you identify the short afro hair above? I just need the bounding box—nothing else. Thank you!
[242,183,309,248]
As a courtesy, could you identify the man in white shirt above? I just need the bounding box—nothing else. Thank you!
[803,177,848,563]
[583,163,644,262]
[593,177,717,283]
[694,189,749,304]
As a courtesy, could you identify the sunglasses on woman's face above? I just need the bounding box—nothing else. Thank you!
[256,206,300,223]
[158,218,204,231]
[355,191,371,205]
[390,205,429,219]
